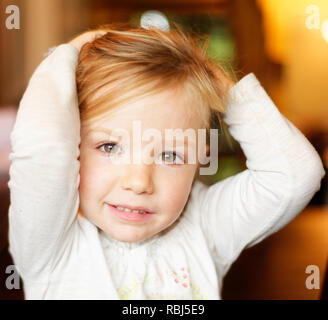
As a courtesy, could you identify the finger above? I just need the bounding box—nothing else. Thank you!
[68,30,108,51]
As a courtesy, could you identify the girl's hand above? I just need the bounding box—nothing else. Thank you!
[68,30,108,52]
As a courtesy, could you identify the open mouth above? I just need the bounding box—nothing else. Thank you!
[112,205,150,215]
[106,203,154,222]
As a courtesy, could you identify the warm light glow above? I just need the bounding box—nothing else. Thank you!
[322,20,328,42]
[257,0,328,63]
[257,0,328,135]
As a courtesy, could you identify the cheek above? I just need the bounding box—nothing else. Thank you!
[160,167,196,214]
[79,156,105,200]
[79,153,119,201]
[79,159,93,201]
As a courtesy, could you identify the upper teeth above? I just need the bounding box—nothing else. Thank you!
[115,206,148,214]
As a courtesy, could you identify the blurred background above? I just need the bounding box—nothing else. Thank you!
[0,0,327,299]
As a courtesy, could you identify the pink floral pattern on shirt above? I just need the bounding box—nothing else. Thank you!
[117,266,208,300]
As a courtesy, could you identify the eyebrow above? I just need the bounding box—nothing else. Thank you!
[85,128,119,142]
[86,128,112,136]
[87,128,196,148]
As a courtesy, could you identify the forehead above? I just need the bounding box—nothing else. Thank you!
[82,88,204,137]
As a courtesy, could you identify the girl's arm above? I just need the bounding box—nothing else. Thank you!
[191,73,325,272]
[8,44,81,282]
[8,29,107,282]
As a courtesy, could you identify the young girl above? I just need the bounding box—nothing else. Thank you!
[8,25,325,300]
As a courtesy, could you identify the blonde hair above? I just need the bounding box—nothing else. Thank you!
[76,23,233,136]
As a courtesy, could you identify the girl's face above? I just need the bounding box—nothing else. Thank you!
[79,89,203,242]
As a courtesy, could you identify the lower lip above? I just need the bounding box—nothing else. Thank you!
[106,204,154,222]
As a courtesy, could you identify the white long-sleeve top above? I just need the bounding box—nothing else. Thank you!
[7,44,325,300]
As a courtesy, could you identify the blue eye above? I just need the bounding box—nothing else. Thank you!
[99,143,122,155]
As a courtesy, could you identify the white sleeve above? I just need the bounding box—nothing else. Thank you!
[8,44,81,281]
[192,73,326,270]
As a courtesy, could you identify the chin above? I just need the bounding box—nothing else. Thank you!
[110,230,148,243]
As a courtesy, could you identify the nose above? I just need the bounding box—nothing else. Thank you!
[120,164,154,195]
